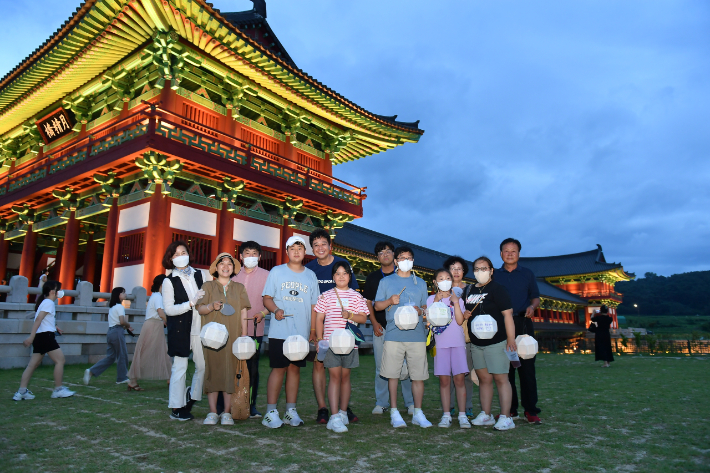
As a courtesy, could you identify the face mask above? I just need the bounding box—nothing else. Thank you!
[56,290,65,299]
[243,257,259,269]
[172,254,190,268]
[475,270,491,284]
[437,280,452,291]
[397,259,414,272]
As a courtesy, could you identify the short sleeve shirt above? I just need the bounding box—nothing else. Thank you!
[305,255,359,293]
[314,288,369,350]
[262,264,320,340]
[145,293,164,321]
[375,272,429,343]
[493,265,540,315]
[108,304,126,328]
[463,281,513,347]
[363,268,396,328]
[36,299,56,333]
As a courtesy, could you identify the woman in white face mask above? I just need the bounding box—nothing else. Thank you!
[427,269,470,428]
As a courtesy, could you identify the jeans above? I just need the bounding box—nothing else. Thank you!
[449,342,474,411]
[89,326,128,382]
[509,317,540,415]
[373,332,413,407]
[168,334,205,409]
[247,336,263,407]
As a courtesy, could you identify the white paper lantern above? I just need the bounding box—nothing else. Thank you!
[233,336,256,360]
[394,305,419,331]
[516,334,539,360]
[427,302,451,327]
[329,328,355,355]
[200,322,229,349]
[283,334,309,361]
[471,314,498,339]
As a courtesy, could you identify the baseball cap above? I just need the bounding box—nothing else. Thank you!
[285,235,306,249]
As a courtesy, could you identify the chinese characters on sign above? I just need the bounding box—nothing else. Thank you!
[37,108,74,143]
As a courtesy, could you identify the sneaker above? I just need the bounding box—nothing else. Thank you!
[185,387,197,412]
[465,408,475,419]
[524,411,542,424]
[316,407,329,424]
[83,369,91,385]
[407,405,415,416]
[459,414,472,429]
[494,414,516,431]
[170,408,194,421]
[346,407,358,423]
[390,409,407,428]
[450,408,457,417]
[220,413,234,425]
[12,389,35,401]
[116,378,129,385]
[262,409,283,429]
[327,415,348,433]
[203,412,219,425]
[472,411,495,426]
[283,408,304,426]
[51,386,75,398]
[339,411,349,426]
[371,405,388,415]
[412,411,432,428]
[438,415,452,428]
[249,406,262,419]
[495,412,519,421]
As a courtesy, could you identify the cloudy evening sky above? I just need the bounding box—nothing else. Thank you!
[1,0,708,277]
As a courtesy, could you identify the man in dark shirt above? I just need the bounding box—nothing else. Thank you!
[493,238,542,424]
[363,241,414,415]
[305,228,359,425]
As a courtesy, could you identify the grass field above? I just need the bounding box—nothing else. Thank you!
[2,353,709,472]
[622,315,710,339]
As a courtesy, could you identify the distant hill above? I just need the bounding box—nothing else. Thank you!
[617,271,710,315]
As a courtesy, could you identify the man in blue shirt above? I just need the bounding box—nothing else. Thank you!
[493,238,542,424]
[305,228,359,425]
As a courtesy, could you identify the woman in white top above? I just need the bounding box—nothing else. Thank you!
[35,269,49,302]
[126,275,172,390]
[84,287,132,385]
[13,280,75,400]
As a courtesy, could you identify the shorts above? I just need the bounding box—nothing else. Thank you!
[470,340,510,374]
[33,331,60,355]
[434,346,469,376]
[380,341,429,381]
[324,349,359,369]
[268,338,307,369]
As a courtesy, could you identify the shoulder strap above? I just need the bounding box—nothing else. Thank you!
[194,269,204,289]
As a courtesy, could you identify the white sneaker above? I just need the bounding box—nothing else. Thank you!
[438,415,452,428]
[390,409,406,428]
[283,408,304,426]
[116,378,129,385]
[203,412,219,425]
[262,409,283,429]
[12,389,35,401]
[50,386,75,398]
[83,369,91,385]
[472,411,495,426]
[372,405,388,414]
[458,414,472,429]
[220,413,234,425]
[339,411,349,426]
[407,405,415,416]
[412,411,432,428]
[327,415,348,433]
[494,414,516,431]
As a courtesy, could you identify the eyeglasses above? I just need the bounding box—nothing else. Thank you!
[473,267,490,272]
[377,249,393,256]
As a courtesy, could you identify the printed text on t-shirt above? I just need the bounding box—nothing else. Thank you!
[466,293,488,305]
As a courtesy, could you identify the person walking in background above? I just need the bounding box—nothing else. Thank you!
[13,281,75,400]
[443,255,475,418]
[233,240,270,419]
[592,305,614,368]
[162,241,211,421]
[84,287,132,386]
[261,236,320,428]
[494,238,542,424]
[364,241,414,416]
[36,269,49,302]
[305,228,360,425]
[126,275,172,391]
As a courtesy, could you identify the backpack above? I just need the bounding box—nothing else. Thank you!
[231,359,251,420]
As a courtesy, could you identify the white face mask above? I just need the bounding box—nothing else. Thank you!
[56,290,65,299]
[172,254,190,268]
[243,256,259,269]
[397,259,414,272]
[437,280,452,292]
[474,270,491,284]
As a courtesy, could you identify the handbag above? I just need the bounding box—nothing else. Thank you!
[231,358,251,420]
[588,320,598,333]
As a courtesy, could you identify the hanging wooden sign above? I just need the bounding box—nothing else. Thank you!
[37,108,74,143]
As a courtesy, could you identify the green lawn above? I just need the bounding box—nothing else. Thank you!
[2,353,709,472]
[622,315,710,339]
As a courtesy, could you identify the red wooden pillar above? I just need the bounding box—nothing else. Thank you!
[100,198,119,293]
[52,241,63,281]
[83,232,97,287]
[280,220,293,265]
[0,232,9,282]
[217,203,235,255]
[143,185,168,291]
[19,225,37,281]
[58,211,80,304]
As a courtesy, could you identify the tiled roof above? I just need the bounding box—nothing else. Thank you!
[519,244,624,278]
[536,279,587,304]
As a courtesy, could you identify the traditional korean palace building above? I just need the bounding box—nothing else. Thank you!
[0,0,423,299]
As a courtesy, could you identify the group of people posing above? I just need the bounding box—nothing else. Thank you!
[13,229,544,434]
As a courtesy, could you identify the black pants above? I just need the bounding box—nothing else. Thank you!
[247,336,263,407]
[508,316,541,415]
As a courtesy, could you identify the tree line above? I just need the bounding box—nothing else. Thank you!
[616,271,710,315]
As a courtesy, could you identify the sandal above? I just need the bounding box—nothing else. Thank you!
[127,384,145,391]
